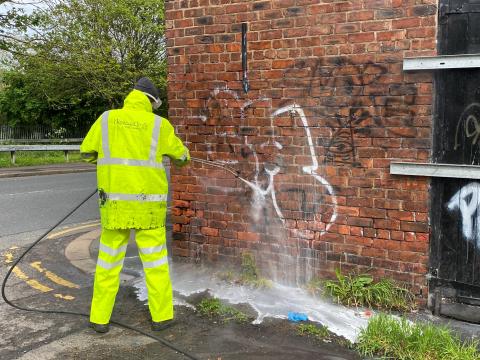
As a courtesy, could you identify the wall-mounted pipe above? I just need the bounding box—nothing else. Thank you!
[241,23,249,93]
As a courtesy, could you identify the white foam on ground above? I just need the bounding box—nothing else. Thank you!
[132,262,370,342]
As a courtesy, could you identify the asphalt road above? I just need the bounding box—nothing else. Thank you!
[0,172,99,249]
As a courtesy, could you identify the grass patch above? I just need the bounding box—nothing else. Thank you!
[323,269,415,312]
[216,252,273,289]
[0,151,82,167]
[197,298,249,323]
[297,323,329,339]
[356,314,480,360]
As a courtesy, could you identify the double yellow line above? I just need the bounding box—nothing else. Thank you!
[3,221,100,300]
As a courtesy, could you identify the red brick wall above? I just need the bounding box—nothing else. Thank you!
[165,0,437,299]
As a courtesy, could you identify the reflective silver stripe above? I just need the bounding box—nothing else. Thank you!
[97,158,164,169]
[97,257,124,270]
[142,256,168,269]
[99,243,127,257]
[105,193,168,202]
[101,111,110,158]
[149,116,162,161]
[139,244,166,255]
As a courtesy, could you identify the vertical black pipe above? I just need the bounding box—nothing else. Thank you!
[241,22,249,93]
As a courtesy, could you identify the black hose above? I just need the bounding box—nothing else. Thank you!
[1,188,201,360]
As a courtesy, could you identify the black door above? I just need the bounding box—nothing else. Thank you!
[430,0,480,308]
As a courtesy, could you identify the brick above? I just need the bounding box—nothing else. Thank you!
[347,10,374,21]
[375,8,404,19]
[253,1,271,11]
[201,227,219,236]
[392,18,421,29]
[195,16,213,25]
[377,30,405,41]
[309,4,334,14]
[237,232,261,241]
[286,6,305,16]
[225,3,248,13]
[400,221,429,233]
[362,21,389,32]
[406,27,436,39]
[410,4,437,17]
[360,207,386,219]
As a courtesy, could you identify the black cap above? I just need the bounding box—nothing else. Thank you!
[134,77,160,102]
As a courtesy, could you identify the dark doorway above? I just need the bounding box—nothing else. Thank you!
[430,0,480,320]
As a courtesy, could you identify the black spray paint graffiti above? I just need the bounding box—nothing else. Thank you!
[193,57,418,236]
[284,58,418,167]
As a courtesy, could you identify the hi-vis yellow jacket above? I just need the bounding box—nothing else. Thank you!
[80,89,189,229]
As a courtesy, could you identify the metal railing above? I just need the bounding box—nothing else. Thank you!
[0,125,88,142]
[0,145,80,164]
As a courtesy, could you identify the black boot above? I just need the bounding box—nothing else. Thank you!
[90,322,110,333]
[151,319,175,331]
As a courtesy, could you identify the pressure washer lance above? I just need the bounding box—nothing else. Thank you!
[190,156,241,179]
[1,189,201,360]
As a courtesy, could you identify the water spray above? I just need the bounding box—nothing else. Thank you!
[190,156,241,178]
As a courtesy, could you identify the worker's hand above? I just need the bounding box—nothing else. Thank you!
[173,158,189,167]
[80,151,98,164]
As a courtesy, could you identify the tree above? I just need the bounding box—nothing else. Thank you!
[0,0,167,130]
[0,1,46,52]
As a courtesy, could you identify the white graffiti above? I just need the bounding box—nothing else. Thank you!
[201,86,338,236]
[269,104,337,234]
[447,182,480,246]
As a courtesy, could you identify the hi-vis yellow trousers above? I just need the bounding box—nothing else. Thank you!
[90,227,173,324]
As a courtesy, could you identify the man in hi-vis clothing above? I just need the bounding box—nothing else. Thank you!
[80,77,189,333]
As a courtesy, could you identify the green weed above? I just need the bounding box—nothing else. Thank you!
[197,298,249,323]
[239,252,273,289]
[216,253,272,289]
[356,314,480,360]
[297,323,329,339]
[323,268,415,311]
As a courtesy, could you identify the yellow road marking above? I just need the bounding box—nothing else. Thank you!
[5,252,13,264]
[47,221,100,239]
[12,267,53,293]
[30,261,80,289]
[9,246,19,250]
[54,294,75,300]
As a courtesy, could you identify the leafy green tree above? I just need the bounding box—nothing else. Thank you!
[0,0,167,130]
[0,1,46,53]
